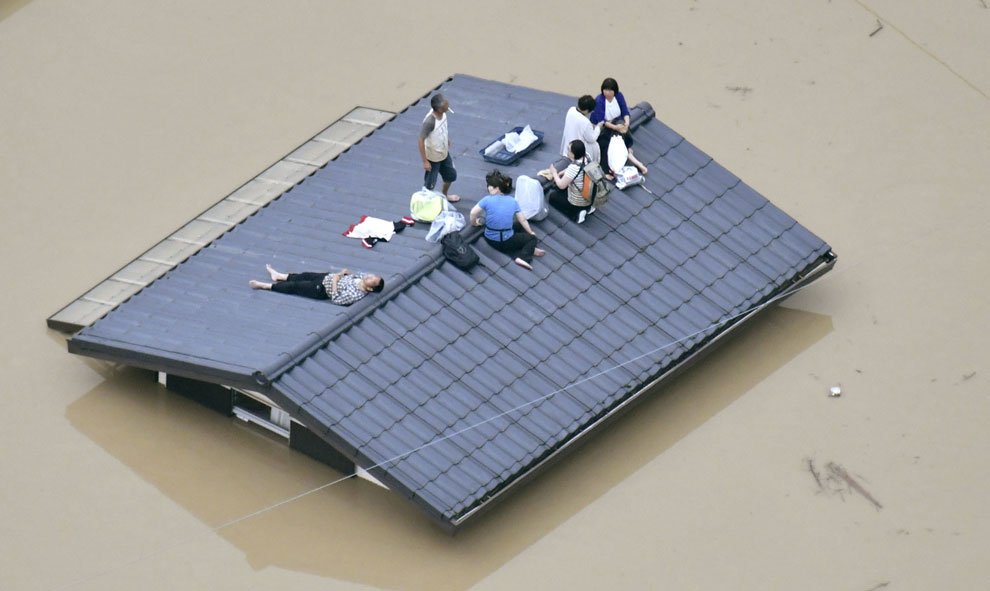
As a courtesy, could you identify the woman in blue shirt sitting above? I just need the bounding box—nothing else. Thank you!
[469,170,545,270]
[590,77,649,177]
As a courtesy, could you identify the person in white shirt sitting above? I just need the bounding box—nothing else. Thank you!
[560,94,602,163]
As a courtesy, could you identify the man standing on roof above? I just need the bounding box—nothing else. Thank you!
[418,93,460,203]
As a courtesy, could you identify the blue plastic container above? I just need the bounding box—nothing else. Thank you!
[479,127,545,165]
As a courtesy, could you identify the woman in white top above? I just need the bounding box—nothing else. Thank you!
[589,77,649,177]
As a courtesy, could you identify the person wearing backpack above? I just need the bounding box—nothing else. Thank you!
[548,139,597,224]
[469,170,545,271]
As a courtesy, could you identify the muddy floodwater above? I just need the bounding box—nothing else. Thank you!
[2,1,988,590]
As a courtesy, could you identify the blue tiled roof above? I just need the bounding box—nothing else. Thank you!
[70,75,833,529]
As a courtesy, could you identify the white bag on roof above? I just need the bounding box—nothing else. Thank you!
[515,174,547,221]
[614,165,644,190]
[607,134,628,173]
[425,208,466,243]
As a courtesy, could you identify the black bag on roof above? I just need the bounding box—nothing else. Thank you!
[441,232,479,271]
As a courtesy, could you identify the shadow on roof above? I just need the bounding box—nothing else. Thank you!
[65,304,830,589]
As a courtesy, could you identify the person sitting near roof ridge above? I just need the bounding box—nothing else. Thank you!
[560,94,602,163]
[469,170,545,271]
[249,264,383,305]
[589,77,648,177]
[549,139,596,225]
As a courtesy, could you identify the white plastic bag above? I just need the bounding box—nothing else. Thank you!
[513,125,539,153]
[483,140,505,156]
[515,174,548,221]
[502,125,539,154]
[607,134,628,173]
[614,166,644,190]
[425,208,466,243]
[502,131,521,153]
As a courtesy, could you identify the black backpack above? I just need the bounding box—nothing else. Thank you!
[441,232,479,270]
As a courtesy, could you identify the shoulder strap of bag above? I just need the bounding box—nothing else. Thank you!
[578,159,594,200]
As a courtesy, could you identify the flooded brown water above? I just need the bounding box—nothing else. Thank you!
[2,1,988,590]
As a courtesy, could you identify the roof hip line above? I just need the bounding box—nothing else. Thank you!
[253,238,485,387]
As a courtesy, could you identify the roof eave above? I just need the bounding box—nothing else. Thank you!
[68,335,262,391]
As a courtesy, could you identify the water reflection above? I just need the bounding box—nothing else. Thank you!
[66,305,831,590]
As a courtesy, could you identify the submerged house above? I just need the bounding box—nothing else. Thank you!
[54,76,835,531]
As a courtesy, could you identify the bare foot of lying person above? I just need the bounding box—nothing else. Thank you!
[534,248,546,257]
[514,258,533,271]
[266,264,288,282]
[249,280,272,290]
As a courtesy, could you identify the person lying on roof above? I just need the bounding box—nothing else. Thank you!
[249,264,384,305]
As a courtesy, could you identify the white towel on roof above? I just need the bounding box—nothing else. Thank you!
[342,216,396,241]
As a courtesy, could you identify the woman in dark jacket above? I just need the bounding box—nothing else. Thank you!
[589,77,649,177]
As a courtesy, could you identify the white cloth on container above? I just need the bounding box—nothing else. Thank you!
[483,140,505,156]
[503,125,539,153]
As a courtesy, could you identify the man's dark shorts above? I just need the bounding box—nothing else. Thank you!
[424,154,457,190]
